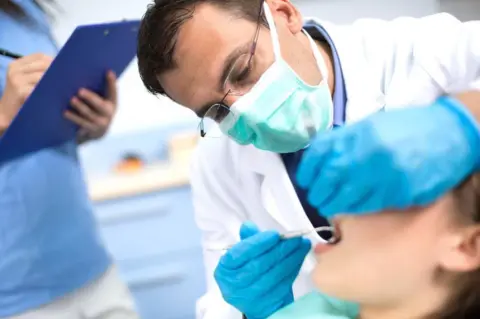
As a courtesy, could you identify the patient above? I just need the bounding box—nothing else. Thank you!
[270,174,480,319]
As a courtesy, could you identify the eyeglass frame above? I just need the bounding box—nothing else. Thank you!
[199,0,265,138]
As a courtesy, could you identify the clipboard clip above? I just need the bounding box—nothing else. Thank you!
[103,20,139,36]
[121,18,139,32]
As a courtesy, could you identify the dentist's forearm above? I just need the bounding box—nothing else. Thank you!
[440,90,480,170]
[453,90,480,122]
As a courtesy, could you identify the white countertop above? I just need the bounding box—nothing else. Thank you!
[87,160,191,202]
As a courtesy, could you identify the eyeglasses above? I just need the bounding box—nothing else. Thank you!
[199,0,265,138]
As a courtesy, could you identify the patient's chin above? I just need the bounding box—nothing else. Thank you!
[311,266,365,303]
[312,269,343,298]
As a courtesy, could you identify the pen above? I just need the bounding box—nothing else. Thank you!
[0,48,22,59]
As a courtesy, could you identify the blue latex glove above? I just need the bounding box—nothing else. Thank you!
[297,96,480,217]
[214,222,311,319]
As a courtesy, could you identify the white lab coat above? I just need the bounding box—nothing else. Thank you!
[191,13,480,319]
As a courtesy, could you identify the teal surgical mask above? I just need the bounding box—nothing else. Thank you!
[219,2,333,153]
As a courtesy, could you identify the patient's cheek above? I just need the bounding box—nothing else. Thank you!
[311,264,328,289]
[311,265,323,291]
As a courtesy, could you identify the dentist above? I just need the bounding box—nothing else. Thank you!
[136,0,480,318]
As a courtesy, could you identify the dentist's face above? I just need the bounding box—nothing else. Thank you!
[157,0,321,118]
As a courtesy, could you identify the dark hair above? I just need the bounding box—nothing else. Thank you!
[137,0,265,96]
[0,0,58,19]
[432,174,480,319]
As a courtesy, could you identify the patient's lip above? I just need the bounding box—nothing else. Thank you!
[314,242,334,254]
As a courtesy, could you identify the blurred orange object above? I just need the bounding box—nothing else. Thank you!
[115,154,144,173]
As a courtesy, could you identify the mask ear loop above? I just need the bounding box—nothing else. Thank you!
[303,30,329,82]
[263,2,329,83]
[263,2,282,61]
[300,30,333,137]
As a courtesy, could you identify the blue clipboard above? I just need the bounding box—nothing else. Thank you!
[0,20,140,163]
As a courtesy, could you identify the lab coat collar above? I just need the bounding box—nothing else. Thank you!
[240,18,386,245]
[244,146,321,244]
[304,17,386,121]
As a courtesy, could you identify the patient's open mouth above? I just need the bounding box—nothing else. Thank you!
[314,221,341,254]
[314,219,342,245]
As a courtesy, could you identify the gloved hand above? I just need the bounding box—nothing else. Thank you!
[214,222,311,319]
[297,96,480,217]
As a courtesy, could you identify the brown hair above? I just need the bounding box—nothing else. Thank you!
[136,0,267,96]
[433,174,480,319]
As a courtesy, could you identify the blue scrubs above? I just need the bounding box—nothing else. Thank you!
[281,23,347,230]
[0,1,110,316]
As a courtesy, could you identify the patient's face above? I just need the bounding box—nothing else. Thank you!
[313,195,457,305]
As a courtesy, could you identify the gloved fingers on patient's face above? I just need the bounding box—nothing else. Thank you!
[335,146,389,212]
[319,159,380,215]
[296,144,329,189]
[306,160,343,209]
[297,126,356,189]
[296,134,335,188]
[303,132,359,209]
[220,231,281,269]
[304,123,397,215]
[339,121,413,211]
[389,158,441,209]
[342,189,376,215]
[335,169,407,215]
[321,184,366,216]
[240,221,260,240]
[320,179,385,217]
[302,99,480,216]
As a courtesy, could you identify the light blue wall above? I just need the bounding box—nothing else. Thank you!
[80,124,204,319]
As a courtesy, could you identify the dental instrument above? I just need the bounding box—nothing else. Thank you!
[207,226,337,251]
